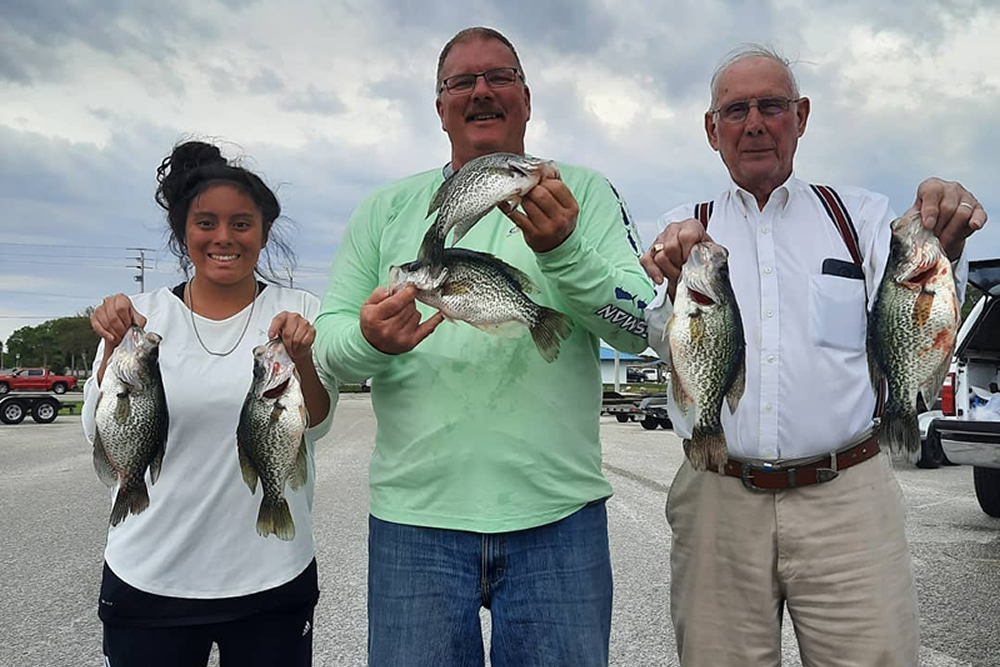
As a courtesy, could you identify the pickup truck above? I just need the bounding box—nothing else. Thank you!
[933,259,1000,517]
[0,367,77,395]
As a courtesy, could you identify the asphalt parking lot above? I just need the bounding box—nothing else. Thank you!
[1,394,998,666]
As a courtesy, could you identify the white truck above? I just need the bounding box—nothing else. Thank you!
[934,259,1000,517]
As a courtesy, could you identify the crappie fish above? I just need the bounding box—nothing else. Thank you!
[93,325,169,527]
[418,152,559,272]
[237,338,310,541]
[388,248,573,363]
[665,242,746,471]
[868,213,960,459]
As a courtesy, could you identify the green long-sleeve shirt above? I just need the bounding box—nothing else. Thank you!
[314,162,654,532]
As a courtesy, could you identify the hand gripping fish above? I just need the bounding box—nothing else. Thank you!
[418,152,559,274]
[868,213,960,459]
[92,326,169,526]
[665,242,746,471]
[237,339,310,540]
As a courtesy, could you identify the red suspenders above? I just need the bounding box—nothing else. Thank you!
[693,187,886,417]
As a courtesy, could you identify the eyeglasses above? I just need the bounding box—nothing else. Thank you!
[439,67,524,95]
[711,97,800,123]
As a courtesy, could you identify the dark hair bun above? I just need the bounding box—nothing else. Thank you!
[155,141,228,212]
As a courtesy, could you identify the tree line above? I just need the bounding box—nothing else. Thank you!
[2,311,100,375]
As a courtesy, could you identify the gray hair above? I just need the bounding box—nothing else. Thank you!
[435,27,526,94]
[709,44,800,109]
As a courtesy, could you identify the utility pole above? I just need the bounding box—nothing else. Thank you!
[128,248,154,292]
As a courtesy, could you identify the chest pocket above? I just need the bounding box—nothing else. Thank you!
[808,274,866,351]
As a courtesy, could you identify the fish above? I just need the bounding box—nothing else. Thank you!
[388,248,573,363]
[868,213,960,459]
[237,338,310,541]
[418,152,559,272]
[664,241,746,471]
[92,325,169,527]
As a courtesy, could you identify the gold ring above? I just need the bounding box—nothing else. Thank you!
[652,243,664,254]
[959,201,975,210]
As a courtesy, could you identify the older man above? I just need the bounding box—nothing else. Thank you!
[642,45,987,666]
[314,26,652,667]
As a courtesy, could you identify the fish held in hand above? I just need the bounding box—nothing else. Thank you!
[869,214,960,459]
[418,152,559,271]
[93,325,169,527]
[389,248,573,363]
[665,242,746,471]
[237,339,310,541]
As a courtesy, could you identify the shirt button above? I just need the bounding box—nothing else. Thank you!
[764,403,773,412]
[766,310,774,318]
[764,266,772,274]
[767,355,776,363]
[760,226,769,234]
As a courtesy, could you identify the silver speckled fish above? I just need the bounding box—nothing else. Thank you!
[237,339,310,540]
[389,248,573,363]
[868,213,960,459]
[418,152,558,272]
[665,241,746,471]
[93,325,169,526]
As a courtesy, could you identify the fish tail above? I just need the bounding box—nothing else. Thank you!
[109,481,150,526]
[878,403,920,461]
[685,424,729,472]
[528,307,573,363]
[257,494,296,541]
[417,222,445,270]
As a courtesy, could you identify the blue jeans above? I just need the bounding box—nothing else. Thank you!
[368,500,613,667]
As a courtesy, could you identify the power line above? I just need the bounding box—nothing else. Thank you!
[0,290,101,299]
[127,247,155,292]
[0,241,165,251]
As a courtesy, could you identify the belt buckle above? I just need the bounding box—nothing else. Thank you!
[740,462,783,493]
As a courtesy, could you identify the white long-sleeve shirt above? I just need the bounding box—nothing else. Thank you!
[82,285,338,598]
[645,176,968,461]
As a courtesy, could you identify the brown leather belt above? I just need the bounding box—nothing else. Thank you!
[712,436,880,492]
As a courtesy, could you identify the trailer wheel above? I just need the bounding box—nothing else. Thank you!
[31,399,59,424]
[1,400,27,424]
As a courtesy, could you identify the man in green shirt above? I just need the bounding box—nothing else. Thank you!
[314,26,653,667]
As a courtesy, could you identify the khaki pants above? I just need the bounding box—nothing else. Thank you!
[666,452,918,667]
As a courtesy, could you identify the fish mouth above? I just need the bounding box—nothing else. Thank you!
[254,339,295,398]
[682,242,728,304]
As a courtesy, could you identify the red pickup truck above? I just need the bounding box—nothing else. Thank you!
[0,367,77,394]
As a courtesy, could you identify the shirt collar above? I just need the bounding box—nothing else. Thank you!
[727,173,804,215]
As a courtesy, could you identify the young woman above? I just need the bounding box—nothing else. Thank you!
[82,140,336,666]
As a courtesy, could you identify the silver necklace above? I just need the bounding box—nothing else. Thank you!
[186,278,258,357]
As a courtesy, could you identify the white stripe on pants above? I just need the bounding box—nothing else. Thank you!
[666,452,918,667]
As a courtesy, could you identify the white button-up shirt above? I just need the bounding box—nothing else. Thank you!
[645,176,969,461]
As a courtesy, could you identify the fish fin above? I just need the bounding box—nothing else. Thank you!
[450,209,491,246]
[114,390,131,424]
[471,320,528,339]
[440,279,473,297]
[668,352,690,416]
[529,307,573,363]
[877,403,920,461]
[726,354,746,415]
[237,445,259,494]
[257,494,296,541]
[269,402,286,427]
[688,310,706,345]
[912,290,935,329]
[684,426,729,472]
[866,327,885,393]
[148,443,164,486]
[109,481,150,527]
[290,438,309,491]
[92,430,117,487]
[427,175,454,218]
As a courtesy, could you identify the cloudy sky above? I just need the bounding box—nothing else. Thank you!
[2,0,998,348]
